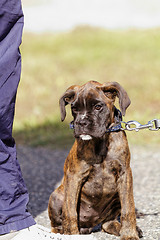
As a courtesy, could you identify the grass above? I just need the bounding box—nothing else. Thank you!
[13,26,160,148]
[14,118,74,148]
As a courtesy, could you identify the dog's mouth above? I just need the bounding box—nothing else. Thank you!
[75,127,106,140]
[79,134,92,141]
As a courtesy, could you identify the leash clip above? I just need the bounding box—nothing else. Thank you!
[121,119,160,132]
[122,120,151,132]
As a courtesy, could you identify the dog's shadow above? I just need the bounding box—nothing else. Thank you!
[17,146,68,218]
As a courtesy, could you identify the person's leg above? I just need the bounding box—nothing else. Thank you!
[0,0,35,235]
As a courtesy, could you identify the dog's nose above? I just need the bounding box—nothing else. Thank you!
[78,119,88,127]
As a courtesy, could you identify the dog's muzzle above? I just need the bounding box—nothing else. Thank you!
[70,121,93,140]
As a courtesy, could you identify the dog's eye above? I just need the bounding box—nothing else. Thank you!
[95,104,102,110]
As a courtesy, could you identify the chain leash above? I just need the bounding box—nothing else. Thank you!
[120,119,160,132]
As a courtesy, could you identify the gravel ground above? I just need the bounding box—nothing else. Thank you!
[17,145,160,240]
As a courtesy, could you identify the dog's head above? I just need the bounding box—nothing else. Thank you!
[59,81,131,140]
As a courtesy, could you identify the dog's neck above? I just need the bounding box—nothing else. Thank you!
[76,135,109,164]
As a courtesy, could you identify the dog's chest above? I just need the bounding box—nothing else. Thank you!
[81,160,120,199]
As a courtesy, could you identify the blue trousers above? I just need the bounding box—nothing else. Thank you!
[0,0,35,234]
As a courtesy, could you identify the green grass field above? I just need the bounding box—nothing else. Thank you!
[13,27,160,148]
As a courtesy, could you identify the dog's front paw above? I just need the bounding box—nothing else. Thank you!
[120,226,139,240]
[120,235,139,240]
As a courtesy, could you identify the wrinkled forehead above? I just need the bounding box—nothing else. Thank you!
[73,85,105,107]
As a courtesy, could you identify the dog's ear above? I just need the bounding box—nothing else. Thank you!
[100,82,131,116]
[59,85,80,121]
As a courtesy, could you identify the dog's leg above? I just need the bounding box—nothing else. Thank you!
[48,185,64,233]
[62,161,92,234]
[118,167,139,240]
[102,220,143,238]
[102,220,121,236]
[62,175,81,234]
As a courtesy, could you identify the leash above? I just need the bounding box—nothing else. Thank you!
[106,108,159,132]
[120,119,160,132]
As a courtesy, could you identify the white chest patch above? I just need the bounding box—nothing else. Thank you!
[80,135,92,141]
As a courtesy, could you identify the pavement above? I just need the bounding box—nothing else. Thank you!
[16,144,160,240]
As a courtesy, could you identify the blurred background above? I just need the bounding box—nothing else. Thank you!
[14,0,160,148]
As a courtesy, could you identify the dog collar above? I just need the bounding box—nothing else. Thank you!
[105,123,122,132]
[69,121,122,133]
[106,108,123,132]
[70,121,74,129]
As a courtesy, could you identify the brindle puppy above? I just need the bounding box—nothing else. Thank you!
[48,81,142,240]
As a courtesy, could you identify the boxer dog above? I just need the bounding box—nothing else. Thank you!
[48,81,142,240]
